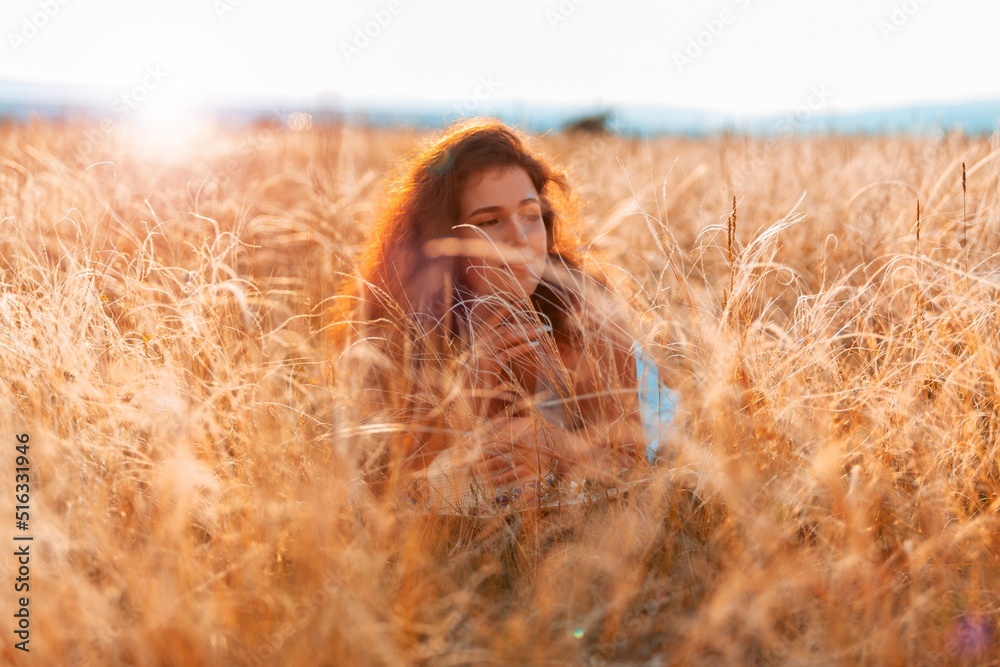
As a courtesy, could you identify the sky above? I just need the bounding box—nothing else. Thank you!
[2,0,999,120]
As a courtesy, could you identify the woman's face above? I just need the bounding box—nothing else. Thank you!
[453,167,549,299]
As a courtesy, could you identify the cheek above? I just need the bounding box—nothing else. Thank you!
[530,225,548,250]
[457,257,493,293]
[457,257,480,281]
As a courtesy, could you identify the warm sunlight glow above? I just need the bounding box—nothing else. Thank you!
[121,80,215,160]
[122,116,215,162]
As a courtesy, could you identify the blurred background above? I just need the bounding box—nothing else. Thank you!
[2,0,998,137]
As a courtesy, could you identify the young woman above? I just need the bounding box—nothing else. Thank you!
[330,118,677,511]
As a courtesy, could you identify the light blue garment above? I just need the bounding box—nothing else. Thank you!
[633,343,679,463]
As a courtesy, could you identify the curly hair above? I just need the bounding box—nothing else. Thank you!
[330,118,643,492]
[339,118,601,346]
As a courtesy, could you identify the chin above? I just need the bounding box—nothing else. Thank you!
[520,279,541,298]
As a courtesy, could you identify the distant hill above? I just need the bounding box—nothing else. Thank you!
[0,78,996,137]
[0,79,109,120]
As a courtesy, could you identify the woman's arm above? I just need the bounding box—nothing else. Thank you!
[473,414,641,490]
[563,330,647,473]
[473,337,647,488]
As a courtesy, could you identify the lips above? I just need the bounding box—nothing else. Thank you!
[480,256,535,273]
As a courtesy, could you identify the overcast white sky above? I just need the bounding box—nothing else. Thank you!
[2,0,998,117]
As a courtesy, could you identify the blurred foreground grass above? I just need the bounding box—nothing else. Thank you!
[1,118,999,665]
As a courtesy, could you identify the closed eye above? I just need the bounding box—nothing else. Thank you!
[474,219,500,227]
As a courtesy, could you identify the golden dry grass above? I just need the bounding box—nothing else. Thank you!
[1,117,999,665]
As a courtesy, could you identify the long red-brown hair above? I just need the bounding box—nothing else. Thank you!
[331,118,642,487]
[338,117,595,350]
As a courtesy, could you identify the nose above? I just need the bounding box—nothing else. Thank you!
[507,215,529,247]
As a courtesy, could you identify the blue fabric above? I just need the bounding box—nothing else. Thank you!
[633,343,679,463]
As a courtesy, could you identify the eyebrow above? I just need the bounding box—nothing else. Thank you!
[467,197,539,218]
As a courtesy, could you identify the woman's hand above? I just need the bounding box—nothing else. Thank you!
[474,417,644,488]
[466,300,549,418]
[472,415,573,488]
[470,416,643,494]
[459,299,646,497]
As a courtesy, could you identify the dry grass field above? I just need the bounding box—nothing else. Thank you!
[1,116,999,665]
